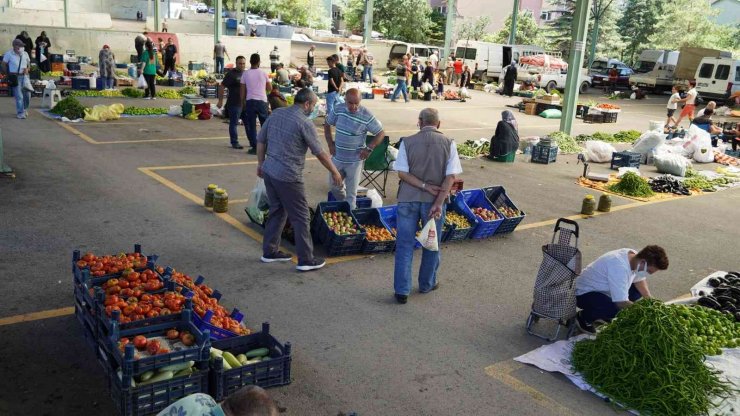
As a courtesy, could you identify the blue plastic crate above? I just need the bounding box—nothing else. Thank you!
[72,244,157,289]
[353,208,396,254]
[377,205,422,249]
[454,189,504,239]
[313,201,366,256]
[441,202,475,243]
[100,303,211,383]
[531,144,558,164]
[610,151,641,170]
[326,191,372,209]
[482,186,526,235]
[106,360,209,416]
[74,286,98,353]
[209,322,292,400]
[724,149,740,158]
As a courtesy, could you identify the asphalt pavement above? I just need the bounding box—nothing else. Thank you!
[0,86,738,416]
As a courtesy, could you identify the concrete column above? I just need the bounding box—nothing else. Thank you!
[154,0,160,31]
[214,0,222,42]
[508,0,519,45]
[243,0,248,23]
[64,0,69,27]
[558,0,591,134]
[443,0,455,59]
[363,0,374,46]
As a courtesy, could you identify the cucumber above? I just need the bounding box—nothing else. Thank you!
[159,361,194,373]
[210,347,224,357]
[174,367,193,377]
[223,351,242,369]
[244,357,262,365]
[139,370,174,386]
[139,370,155,382]
[236,354,248,366]
[245,348,269,358]
[220,356,232,370]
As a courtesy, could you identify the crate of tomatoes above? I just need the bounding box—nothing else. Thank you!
[159,266,251,339]
[453,189,505,239]
[353,208,396,254]
[73,244,157,286]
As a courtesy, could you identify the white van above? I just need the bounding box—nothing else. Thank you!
[695,57,740,102]
[629,49,679,92]
[454,40,544,82]
[386,42,440,69]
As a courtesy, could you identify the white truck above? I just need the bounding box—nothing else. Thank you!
[454,40,544,82]
[672,47,732,89]
[516,55,591,94]
[629,49,679,92]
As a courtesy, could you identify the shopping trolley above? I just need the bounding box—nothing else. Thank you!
[525,218,582,341]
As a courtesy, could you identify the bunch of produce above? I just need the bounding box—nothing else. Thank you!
[158,267,250,335]
[76,251,149,277]
[122,106,169,115]
[68,90,124,98]
[116,332,199,386]
[607,91,625,100]
[471,207,500,221]
[571,299,737,416]
[444,211,471,229]
[496,204,521,218]
[41,71,64,77]
[715,152,739,166]
[210,346,271,370]
[611,130,641,143]
[178,86,198,95]
[322,212,361,235]
[648,175,691,195]
[682,175,736,192]
[673,303,740,353]
[547,131,583,154]
[50,96,86,120]
[362,224,395,242]
[607,172,655,198]
[121,87,145,98]
[443,90,460,100]
[596,103,620,110]
[457,140,489,158]
[156,89,182,99]
[102,287,194,325]
[696,271,740,322]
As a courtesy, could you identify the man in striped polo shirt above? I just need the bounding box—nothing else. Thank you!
[323,88,386,209]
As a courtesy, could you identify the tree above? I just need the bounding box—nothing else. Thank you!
[586,0,615,66]
[248,0,330,28]
[591,3,626,62]
[344,0,433,43]
[456,16,490,42]
[544,0,575,57]
[650,0,723,50]
[485,10,542,45]
[617,0,663,64]
[427,9,447,46]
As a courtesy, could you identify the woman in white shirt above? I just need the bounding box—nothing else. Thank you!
[574,245,669,333]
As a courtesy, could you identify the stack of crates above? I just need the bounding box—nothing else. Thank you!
[610,151,641,170]
[531,143,558,164]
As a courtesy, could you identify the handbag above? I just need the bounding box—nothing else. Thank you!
[7,54,22,87]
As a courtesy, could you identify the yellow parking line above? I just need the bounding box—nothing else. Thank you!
[484,360,578,416]
[0,306,74,326]
[57,122,99,144]
[97,136,230,145]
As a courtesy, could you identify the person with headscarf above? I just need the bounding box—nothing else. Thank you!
[98,45,116,90]
[502,60,517,97]
[15,32,33,58]
[35,31,52,72]
[488,111,519,160]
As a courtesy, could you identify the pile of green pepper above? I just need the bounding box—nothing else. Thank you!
[572,299,738,416]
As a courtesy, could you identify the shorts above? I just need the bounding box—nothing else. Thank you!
[680,104,695,118]
[666,108,676,117]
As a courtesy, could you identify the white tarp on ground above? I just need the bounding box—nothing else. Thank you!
[514,275,740,415]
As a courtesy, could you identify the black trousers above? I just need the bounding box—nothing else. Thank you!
[144,74,156,98]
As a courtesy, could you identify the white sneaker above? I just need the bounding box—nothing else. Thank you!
[152,97,157,100]
[144,97,151,100]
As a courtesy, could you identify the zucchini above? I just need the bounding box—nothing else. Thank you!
[237,354,248,366]
[210,347,224,357]
[174,367,193,377]
[139,370,155,382]
[219,356,232,370]
[244,357,262,365]
[159,361,194,373]
[139,370,174,386]
[245,348,269,358]
[223,351,242,369]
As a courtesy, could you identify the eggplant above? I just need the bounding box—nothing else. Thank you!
[698,296,722,309]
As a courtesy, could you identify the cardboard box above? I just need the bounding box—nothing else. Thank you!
[525,102,538,115]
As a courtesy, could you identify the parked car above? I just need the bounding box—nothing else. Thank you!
[246,14,268,26]
[591,66,634,90]
[695,56,740,102]
[270,19,289,26]
[195,3,208,13]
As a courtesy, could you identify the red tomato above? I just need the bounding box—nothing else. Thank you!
[76,260,88,268]
[146,310,160,318]
[140,294,152,302]
[146,339,161,355]
[133,335,147,350]
[119,288,134,297]
[122,305,135,316]
[157,347,170,355]
[180,333,195,346]
[166,329,179,340]
[104,295,120,307]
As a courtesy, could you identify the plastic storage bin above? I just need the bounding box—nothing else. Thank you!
[453,189,504,239]
[610,151,641,170]
[482,186,526,235]
[353,208,396,254]
[441,202,475,242]
[312,201,366,256]
[531,144,558,164]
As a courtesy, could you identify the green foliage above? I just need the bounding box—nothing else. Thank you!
[427,9,446,46]
[247,0,330,29]
[617,0,663,64]
[650,0,737,55]
[121,88,145,98]
[485,10,543,45]
[50,96,86,120]
[344,0,433,43]
[456,16,490,42]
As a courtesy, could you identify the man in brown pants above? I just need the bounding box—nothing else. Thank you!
[256,88,343,271]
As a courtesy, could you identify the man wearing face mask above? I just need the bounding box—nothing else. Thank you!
[574,245,669,333]
[2,39,32,119]
[257,88,343,272]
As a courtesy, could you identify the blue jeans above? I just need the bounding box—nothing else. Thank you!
[326,91,338,117]
[363,65,373,82]
[393,202,445,296]
[215,57,224,74]
[392,79,408,102]
[104,77,115,89]
[226,104,248,147]
[245,100,269,149]
[576,284,642,324]
[12,75,31,116]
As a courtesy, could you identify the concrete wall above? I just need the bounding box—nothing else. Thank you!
[0,8,113,29]
[12,0,106,12]
[0,24,291,70]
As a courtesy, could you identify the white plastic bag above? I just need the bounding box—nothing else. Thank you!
[245,178,269,224]
[631,130,665,156]
[137,74,147,89]
[168,105,182,116]
[654,153,692,177]
[366,189,383,208]
[415,219,439,251]
[459,87,470,98]
[684,125,714,163]
[23,76,34,92]
[386,146,398,161]
[584,140,616,163]
[421,82,433,93]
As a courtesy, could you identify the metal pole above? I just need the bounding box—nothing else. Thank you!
[558,0,591,135]
[214,0,222,42]
[64,0,69,27]
[508,0,519,45]
[243,0,248,24]
[154,0,160,31]
[443,0,455,59]
[587,17,599,69]
[363,0,374,46]
[167,0,170,19]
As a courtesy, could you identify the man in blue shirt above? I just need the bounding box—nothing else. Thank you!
[2,39,31,119]
[323,88,385,209]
